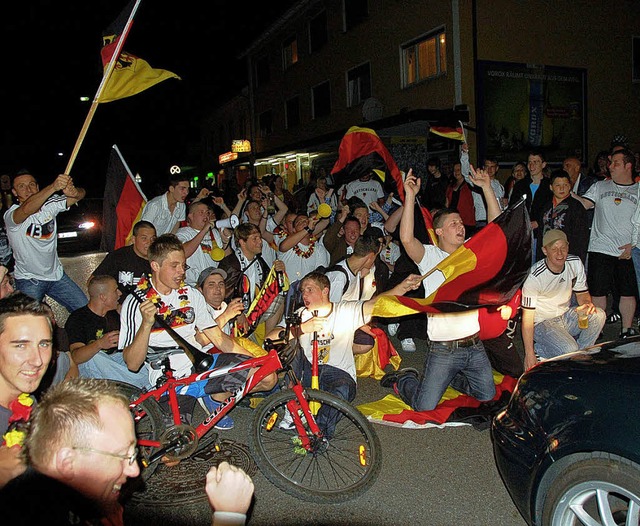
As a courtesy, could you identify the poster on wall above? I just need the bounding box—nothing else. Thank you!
[476,61,587,165]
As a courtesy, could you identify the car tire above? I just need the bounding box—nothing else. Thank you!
[540,452,640,526]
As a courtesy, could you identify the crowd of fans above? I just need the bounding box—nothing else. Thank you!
[0,134,639,523]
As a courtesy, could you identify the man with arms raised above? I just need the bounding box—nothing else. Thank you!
[4,170,87,313]
[381,167,502,411]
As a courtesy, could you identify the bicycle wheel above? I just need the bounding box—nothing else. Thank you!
[249,388,382,503]
[111,381,165,481]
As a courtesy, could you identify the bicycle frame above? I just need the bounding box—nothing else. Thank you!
[129,347,322,463]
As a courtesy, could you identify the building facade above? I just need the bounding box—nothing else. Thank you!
[203,0,640,192]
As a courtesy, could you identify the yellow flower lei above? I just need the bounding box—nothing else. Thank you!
[3,393,34,448]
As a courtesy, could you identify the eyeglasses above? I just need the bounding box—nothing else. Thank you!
[73,446,139,466]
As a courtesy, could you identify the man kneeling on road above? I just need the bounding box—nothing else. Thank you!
[381,166,502,411]
[119,234,277,430]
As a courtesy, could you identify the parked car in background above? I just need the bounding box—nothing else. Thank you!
[491,337,640,525]
[57,197,103,254]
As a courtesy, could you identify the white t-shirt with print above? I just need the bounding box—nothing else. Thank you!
[176,226,223,286]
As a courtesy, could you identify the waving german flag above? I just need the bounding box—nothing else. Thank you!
[373,198,531,316]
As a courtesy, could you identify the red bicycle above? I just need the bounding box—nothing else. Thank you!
[113,321,382,503]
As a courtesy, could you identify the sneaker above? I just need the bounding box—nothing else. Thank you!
[606,312,621,324]
[278,409,296,430]
[401,338,416,352]
[202,397,234,430]
[380,367,420,389]
[388,323,399,336]
[620,328,639,339]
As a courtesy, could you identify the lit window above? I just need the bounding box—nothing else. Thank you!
[283,35,298,70]
[402,29,446,87]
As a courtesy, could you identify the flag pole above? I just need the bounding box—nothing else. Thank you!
[64,0,143,175]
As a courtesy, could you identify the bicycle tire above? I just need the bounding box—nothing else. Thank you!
[249,388,382,503]
[110,381,165,481]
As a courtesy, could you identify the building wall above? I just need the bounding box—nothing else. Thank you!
[206,0,640,176]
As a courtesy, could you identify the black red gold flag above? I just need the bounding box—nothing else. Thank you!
[98,0,180,103]
[101,145,147,251]
[429,122,466,142]
[372,197,531,316]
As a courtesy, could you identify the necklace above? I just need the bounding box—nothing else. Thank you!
[293,236,317,259]
[2,393,34,447]
[136,274,190,321]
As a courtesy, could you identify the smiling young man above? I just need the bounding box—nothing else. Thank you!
[0,293,53,488]
[141,175,191,235]
[118,234,276,429]
[521,229,605,371]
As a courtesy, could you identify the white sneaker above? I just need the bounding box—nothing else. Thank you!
[278,409,296,430]
[388,323,399,336]
[401,338,416,352]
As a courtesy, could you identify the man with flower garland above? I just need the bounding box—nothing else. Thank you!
[218,222,286,344]
[119,234,277,430]
[0,293,53,488]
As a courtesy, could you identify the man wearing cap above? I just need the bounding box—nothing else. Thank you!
[197,267,244,336]
[521,229,605,371]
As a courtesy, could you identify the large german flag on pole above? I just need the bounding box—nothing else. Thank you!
[372,197,531,317]
[98,0,180,103]
[101,145,147,251]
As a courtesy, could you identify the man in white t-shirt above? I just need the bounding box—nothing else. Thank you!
[176,200,231,286]
[197,267,243,336]
[4,170,87,313]
[521,229,605,371]
[342,172,385,209]
[119,234,276,429]
[141,175,191,235]
[270,269,420,433]
[381,166,502,411]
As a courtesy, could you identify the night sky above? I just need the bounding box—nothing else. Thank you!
[1,1,295,197]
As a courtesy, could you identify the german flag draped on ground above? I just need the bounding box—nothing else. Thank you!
[358,372,517,428]
[98,0,180,103]
[372,197,531,317]
[101,145,147,251]
[330,126,437,245]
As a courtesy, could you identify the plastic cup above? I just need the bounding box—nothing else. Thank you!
[578,311,589,330]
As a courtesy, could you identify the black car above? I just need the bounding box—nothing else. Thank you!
[57,197,103,254]
[491,338,640,525]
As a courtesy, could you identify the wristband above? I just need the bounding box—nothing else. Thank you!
[305,226,313,233]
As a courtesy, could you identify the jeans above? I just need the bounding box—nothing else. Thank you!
[78,351,151,390]
[534,306,606,360]
[16,272,87,313]
[631,247,640,296]
[292,351,356,437]
[397,340,496,411]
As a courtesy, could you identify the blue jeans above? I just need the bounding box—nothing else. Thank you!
[292,351,356,437]
[78,351,151,390]
[397,340,496,411]
[16,272,87,313]
[631,247,640,296]
[534,306,605,360]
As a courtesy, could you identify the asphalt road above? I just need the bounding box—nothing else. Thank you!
[48,252,620,526]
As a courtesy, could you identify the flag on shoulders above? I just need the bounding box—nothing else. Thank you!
[372,197,531,317]
[98,0,180,103]
[101,145,147,251]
